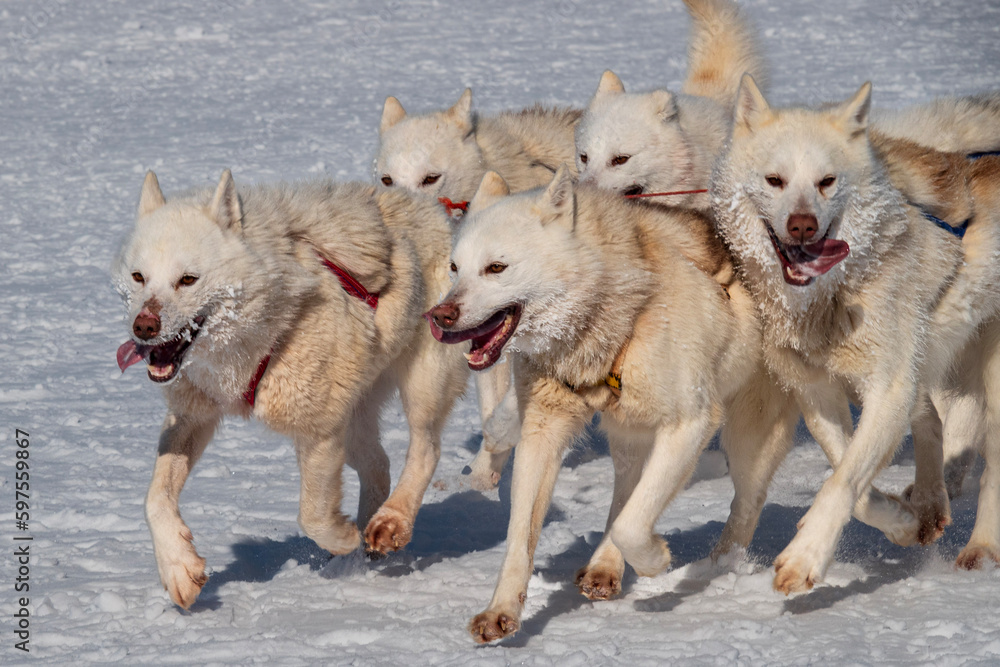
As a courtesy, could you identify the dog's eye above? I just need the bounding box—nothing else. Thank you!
[765,175,784,188]
[818,175,836,189]
[422,174,441,186]
[610,155,630,166]
[485,262,507,275]
[450,262,457,273]
[579,153,588,164]
[132,272,145,284]
[381,175,393,186]
[178,275,198,287]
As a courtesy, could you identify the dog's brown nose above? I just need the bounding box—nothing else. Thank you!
[786,214,819,242]
[427,302,460,329]
[133,310,161,340]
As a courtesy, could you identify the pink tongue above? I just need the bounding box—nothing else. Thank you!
[793,238,850,277]
[117,341,145,372]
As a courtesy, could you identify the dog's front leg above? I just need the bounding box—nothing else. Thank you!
[909,391,952,544]
[774,377,917,594]
[469,377,589,643]
[146,409,220,609]
[609,413,714,577]
[296,426,360,555]
[466,364,521,491]
[797,382,921,547]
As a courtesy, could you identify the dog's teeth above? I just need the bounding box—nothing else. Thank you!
[464,352,474,361]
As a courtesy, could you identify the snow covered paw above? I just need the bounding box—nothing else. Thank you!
[363,507,414,554]
[469,609,520,643]
[955,543,1000,570]
[575,564,622,600]
[772,548,825,595]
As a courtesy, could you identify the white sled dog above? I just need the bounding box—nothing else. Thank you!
[426,166,797,643]
[113,170,468,608]
[374,90,581,489]
[574,0,766,213]
[710,75,1000,593]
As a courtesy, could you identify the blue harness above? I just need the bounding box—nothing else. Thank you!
[916,150,1000,239]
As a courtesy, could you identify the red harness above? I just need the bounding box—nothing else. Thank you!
[242,253,379,406]
[438,197,469,217]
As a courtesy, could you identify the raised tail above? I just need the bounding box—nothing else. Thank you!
[873,92,1000,154]
[681,0,768,109]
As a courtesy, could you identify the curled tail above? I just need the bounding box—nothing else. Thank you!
[873,92,1000,154]
[681,0,768,109]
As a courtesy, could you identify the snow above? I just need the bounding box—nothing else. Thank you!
[3,0,1000,664]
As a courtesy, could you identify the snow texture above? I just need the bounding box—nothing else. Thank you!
[2,0,1000,664]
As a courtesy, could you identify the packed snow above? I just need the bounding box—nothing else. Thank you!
[3,0,1000,664]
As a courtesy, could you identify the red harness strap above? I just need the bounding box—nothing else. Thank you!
[242,253,379,406]
[438,197,469,216]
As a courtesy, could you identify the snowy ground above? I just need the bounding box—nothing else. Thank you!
[3,0,1000,664]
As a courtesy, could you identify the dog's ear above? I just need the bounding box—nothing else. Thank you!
[445,88,474,136]
[649,90,678,123]
[536,164,575,229]
[380,96,407,134]
[208,169,243,232]
[593,70,626,102]
[138,171,166,217]
[733,73,771,134]
[834,81,872,138]
[468,171,510,215]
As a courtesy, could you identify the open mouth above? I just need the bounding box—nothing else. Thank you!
[117,316,204,383]
[426,305,521,371]
[622,184,644,197]
[763,222,850,286]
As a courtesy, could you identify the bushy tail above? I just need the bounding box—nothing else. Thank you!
[681,0,768,109]
[873,92,1000,154]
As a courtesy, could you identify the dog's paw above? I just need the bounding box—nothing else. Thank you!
[956,543,1000,570]
[575,564,622,601]
[303,517,361,555]
[469,609,519,643]
[772,551,820,595]
[156,528,208,609]
[363,506,413,554]
[612,530,672,578]
[907,484,951,545]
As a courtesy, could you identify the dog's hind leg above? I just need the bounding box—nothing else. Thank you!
[957,319,1000,569]
[146,406,220,609]
[345,377,394,532]
[797,382,921,547]
[469,377,590,643]
[576,424,651,600]
[713,375,798,560]
[909,392,952,544]
[364,337,466,554]
[295,424,361,556]
[609,411,716,577]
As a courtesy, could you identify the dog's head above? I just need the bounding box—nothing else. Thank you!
[112,169,261,384]
[712,75,879,292]
[426,165,588,370]
[374,89,485,204]
[575,71,694,198]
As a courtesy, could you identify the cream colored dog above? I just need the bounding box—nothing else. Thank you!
[113,170,467,608]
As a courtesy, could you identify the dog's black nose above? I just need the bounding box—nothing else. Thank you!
[428,302,460,329]
[787,213,818,242]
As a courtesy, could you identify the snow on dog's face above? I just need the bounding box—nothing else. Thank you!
[112,170,259,384]
[426,166,584,370]
[575,71,692,198]
[374,89,485,204]
[712,75,879,297]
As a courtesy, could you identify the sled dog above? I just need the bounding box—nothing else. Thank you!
[113,170,468,608]
[427,166,797,642]
[710,76,1000,593]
